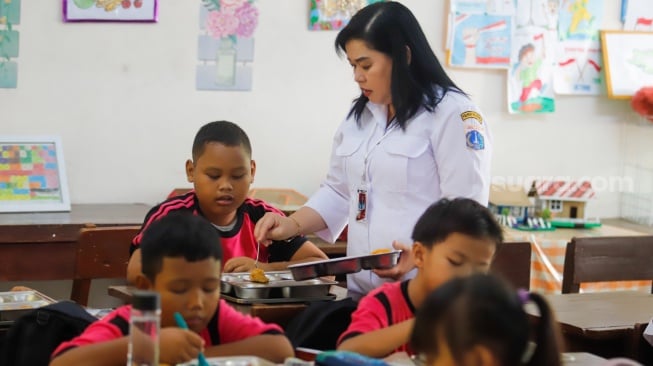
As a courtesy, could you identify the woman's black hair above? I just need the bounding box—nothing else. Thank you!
[411,274,563,366]
[335,1,464,129]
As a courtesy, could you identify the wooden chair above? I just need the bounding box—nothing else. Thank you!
[71,226,140,306]
[561,236,653,294]
[490,241,532,290]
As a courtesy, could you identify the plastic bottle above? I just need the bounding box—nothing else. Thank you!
[127,291,160,366]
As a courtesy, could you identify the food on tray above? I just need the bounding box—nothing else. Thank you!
[249,268,269,284]
[371,248,392,255]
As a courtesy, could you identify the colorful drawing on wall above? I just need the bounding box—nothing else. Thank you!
[0,0,20,89]
[448,13,513,69]
[515,0,559,31]
[309,0,385,31]
[557,0,603,41]
[601,30,653,99]
[196,0,258,91]
[553,40,602,94]
[62,0,158,22]
[0,137,70,212]
[508,27,556,113]
[451,0,516,16]
[623,0,653,31]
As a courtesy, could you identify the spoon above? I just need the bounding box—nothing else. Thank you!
[254,241,260,268]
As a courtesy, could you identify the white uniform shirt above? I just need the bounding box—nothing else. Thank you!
[306,90,492,297]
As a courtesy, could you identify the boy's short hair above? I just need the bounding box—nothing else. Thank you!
[140,212,223,282]
[518,44,535,61]
[412,198,503,248]
[192,121,252,160]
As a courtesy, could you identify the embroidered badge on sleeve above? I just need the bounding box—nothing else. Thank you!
[461,110,485,150]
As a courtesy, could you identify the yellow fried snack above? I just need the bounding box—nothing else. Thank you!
[249,268,269,284]
[371,248,392,255]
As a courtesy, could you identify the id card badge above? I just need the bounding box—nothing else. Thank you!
[356,185,367,222]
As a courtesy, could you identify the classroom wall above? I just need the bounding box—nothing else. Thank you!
[1,0,633,218]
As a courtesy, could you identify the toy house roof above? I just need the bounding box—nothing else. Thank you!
[534,180,595,202]
[489,184,531,207]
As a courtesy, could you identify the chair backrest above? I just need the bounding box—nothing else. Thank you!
[490,241,532,290]
[561,236,653,294]
[71,226,140,306]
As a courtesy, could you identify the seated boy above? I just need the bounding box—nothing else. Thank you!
[50,212,294,365]
[336,197,504,358]
[127,121,328,284]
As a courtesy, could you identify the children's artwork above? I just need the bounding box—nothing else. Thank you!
[62,0,158,22]
[601,31,653,99]
[309,0,385,31]
[0,0,20,89]
[553,40,602,94]
[448,13,513,68]
[623,0,653,31]
[515,0,560,31]
[508,27,556,113]
[0,137,70,212]
[196,0,258,91]
[451,0,516,16]
[557,0,603,41]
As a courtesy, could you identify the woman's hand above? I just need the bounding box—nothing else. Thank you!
[373,240,415,281]
[254,212,298,245]
[159,328,204,365]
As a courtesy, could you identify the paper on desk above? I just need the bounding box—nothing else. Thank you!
[644,318,653,346]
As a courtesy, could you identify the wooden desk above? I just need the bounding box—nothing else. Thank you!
[0,204,150,281]
[307,235,347,258]
[527,291,653,360]
[108,284,348,329]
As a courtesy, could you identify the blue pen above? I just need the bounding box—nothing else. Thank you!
[174,312,210,366]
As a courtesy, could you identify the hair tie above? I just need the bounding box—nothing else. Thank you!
[517,289,530,304]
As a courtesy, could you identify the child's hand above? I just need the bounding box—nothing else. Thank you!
[373,241,415,280]
[224,256,259,273]
[159,328,204,365]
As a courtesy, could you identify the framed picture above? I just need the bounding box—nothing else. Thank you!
[601,30,653,99]
[0,136,71,212]
[63,0,158,23]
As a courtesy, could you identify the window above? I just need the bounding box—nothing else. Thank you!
[549,200,562,212]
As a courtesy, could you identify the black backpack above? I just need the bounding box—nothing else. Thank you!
[284,297,358,351]
[0,301,97,366]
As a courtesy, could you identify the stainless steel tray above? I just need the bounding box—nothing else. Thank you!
[287,250,402,280]
[0,290,56,322]
[221,293,336,305]
[221,271,338,301]
[178,356,275,366]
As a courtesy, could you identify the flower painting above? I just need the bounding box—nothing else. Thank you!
[196,0,259,91]
[309,0,386,31]
[62,0,158,22]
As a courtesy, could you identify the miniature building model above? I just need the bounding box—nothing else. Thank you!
[488,184,532,224]
[532,180,595,219]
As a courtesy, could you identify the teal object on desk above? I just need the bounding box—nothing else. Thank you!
[315,351,390,366]
[174,312,210,366]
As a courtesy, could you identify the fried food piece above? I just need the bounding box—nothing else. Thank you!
[371,248,392,255]
[249,268,269,284]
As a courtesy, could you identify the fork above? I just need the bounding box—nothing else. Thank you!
[254,241,260,268]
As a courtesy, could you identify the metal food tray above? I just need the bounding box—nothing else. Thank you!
[178,356,275,366]
[221,271,338,301]
[287,250,402,280]
[0,290,56,322]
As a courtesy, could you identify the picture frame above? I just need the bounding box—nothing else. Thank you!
[600,30,653,99]
[63,0,158,23]
[0,136,71,212]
